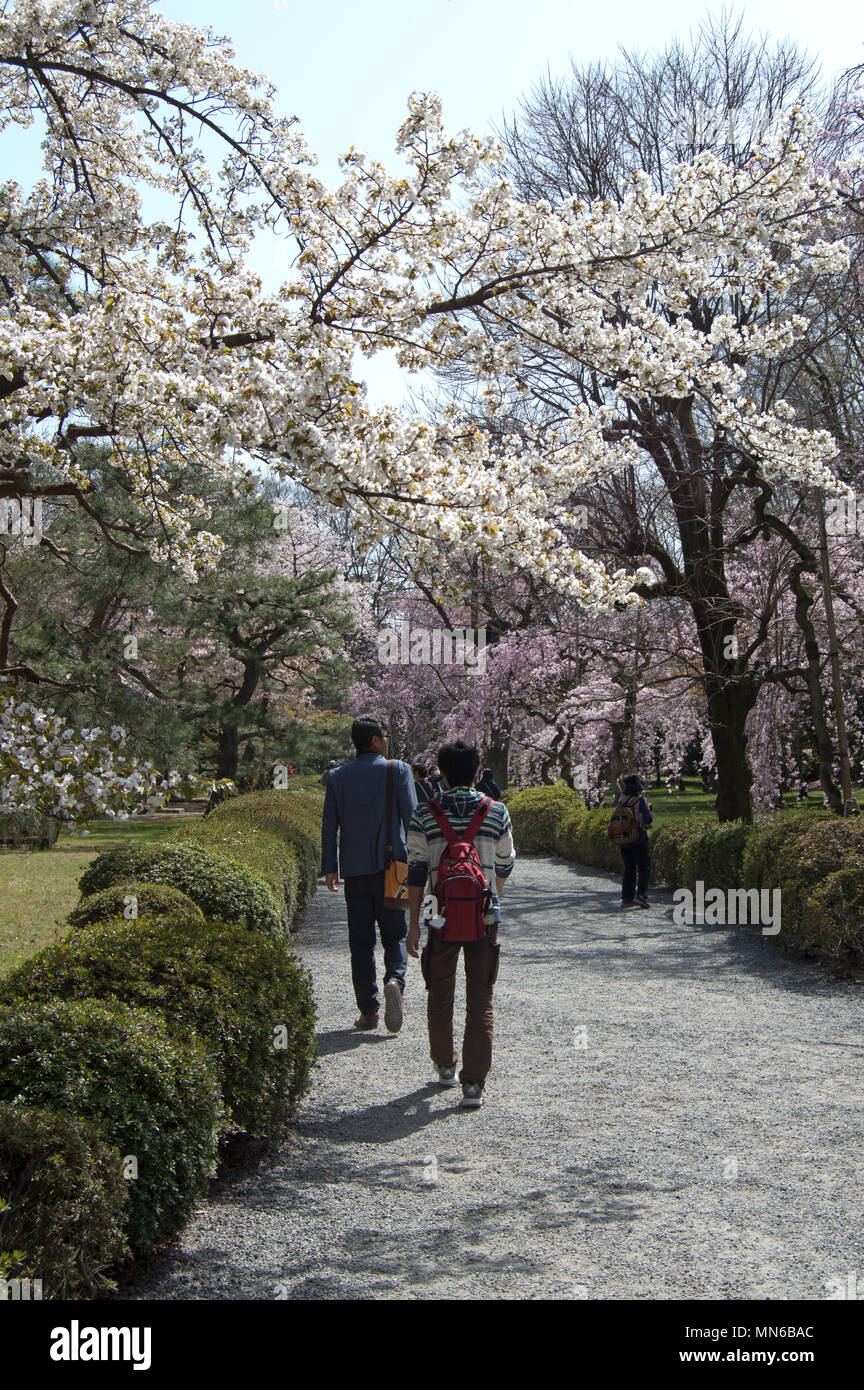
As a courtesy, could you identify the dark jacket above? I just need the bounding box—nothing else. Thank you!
[321,754,417,878]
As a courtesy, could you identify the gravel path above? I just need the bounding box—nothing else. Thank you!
[136,857,864,1300]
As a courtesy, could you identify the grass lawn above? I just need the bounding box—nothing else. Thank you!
[598,778,836,829]
[0,816,185,977]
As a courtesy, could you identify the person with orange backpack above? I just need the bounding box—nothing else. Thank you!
[405,740,515,1109]
[608,772,653,908]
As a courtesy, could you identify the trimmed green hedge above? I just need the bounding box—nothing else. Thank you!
[0,915,317,1136]
[171,823,303,933]
[207,789,321,906]
[507,782,585,854]
[0,1104,129,1299]
[68,881,206,931]
[78,843,283,935]
[0,811,60,849]
[561,805,622,872]
[0,998,223,1251]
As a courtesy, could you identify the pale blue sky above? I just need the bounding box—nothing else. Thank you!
[10,1,861,403]
[156,0,860,402]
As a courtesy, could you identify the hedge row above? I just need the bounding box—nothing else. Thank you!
[0,788,322,1298]
[506,783,864,968]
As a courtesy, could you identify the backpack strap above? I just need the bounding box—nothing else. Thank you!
[426,795,492,846]
[463,796,492,843]
[426,797,458,846]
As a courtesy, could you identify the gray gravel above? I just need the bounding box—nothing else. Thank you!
[135,857,864,1300]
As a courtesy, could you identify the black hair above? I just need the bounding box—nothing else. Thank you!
[411,763,428,779]
[351,716,385,753]
[438,739,480,787]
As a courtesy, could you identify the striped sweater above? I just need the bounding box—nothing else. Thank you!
[406,786,516,914]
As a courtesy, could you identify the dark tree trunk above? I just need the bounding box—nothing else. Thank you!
[216,724,239,780]
[704,679,759,822]
[486,728,510,789]
[788,563,842,813]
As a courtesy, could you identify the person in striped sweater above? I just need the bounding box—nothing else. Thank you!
[406,740,515,1109]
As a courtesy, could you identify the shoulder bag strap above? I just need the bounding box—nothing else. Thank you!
[384,759,393,866]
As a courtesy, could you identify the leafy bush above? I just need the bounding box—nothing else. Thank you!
[208,789,321,907]
[0,916,318,1135]
[650,819,705,889]
[78,843,282,935]
[172,823,304,932]
[566,806,623,872]
[555,806,588,858]
[507,781,585,854]
[795,867,864,962]
[0,1104,129,1298]
[0,811,60,849]
[741,812,827,891]
[678,821,754,891]
[0,998,222,1251]
[773,818,864,956]
[68,881,205,931]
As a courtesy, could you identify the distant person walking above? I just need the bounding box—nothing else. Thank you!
[476,766,501,799]
[411,763,435,803]
[322,717,417,1031]
[406,739,515,1109]
[611,773,653,908]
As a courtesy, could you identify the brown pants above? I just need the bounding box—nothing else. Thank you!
[420,928,500,1087]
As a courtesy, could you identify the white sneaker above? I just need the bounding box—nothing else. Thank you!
[461,1083,484,1109]
[436,1064,458,1086]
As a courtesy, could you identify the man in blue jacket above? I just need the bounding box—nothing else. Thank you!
[322,716,417,1031]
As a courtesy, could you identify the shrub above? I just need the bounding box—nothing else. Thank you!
[0,998,222,1251]
[172,823,303,932]
[507,782,585,854]
[0,811,60,849]
[741,812,828,891]
[0,916,318,1135]
[567,806,623,872]
[208,789,321,907]
[0,1104,129,1298]
[678,821,754,891]
[555,806,588,858]
[77,843,282,935]
[650,819,705,889]
[795,867,864,962]
[774,818,864,956]
[68,881,205,931]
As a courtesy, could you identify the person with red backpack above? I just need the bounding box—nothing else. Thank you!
[609,772,653,908]
[405,740,515,1109]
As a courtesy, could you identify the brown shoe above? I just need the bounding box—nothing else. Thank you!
[354,1012,379,1030]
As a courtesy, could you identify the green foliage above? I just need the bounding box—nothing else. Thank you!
[173,824,302,931]
[773,819,864,960]
[555,806,588,858]
[678,821,754,891]
[0,916,318,1135]
[68,881,205,931]
[796,867,864,962]
[741,813,826,891]
[650,819,704,889]
[0,998,222,1251]
[207,788,322,908]
[78,842,283,935]
[0,811,60,849]
[566,806,623,871]
[0,1104,129,1298]
[507,781,585,854]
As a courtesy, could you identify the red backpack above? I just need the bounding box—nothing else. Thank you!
[608,795,642,846]
[426,797,493,942]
